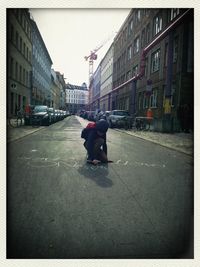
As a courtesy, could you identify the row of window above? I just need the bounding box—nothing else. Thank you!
[9,57,30,87]
[33,68,50,91]
[33,43,51,76]
[12,9,32,40]
[118,9,150,48]
[113,35,179,88]
[10,24,32,62]
[138,85,175,110]
[114,33,178,77]
[67,99,87,104]
[116,8,180,51]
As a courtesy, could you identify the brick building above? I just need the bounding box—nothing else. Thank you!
[111,8,193,132]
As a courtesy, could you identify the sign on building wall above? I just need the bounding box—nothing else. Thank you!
[164,97,171,114]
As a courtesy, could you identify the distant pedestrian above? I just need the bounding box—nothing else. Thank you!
[81,119,111,165]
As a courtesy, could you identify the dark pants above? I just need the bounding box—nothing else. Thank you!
[84,138,108,162]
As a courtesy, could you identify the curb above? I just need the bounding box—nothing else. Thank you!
[7,126,45,143]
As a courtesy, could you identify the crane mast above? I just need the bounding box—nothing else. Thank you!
[84,32,117,82]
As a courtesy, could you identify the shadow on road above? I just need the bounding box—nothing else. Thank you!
[77,163,113,188]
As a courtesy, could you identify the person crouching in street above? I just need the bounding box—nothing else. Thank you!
[84,119,109,165]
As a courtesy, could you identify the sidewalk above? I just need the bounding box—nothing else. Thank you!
[76,116,193,156]
[7,125,45,143]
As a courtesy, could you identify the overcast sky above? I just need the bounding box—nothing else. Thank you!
[29,8,131,87]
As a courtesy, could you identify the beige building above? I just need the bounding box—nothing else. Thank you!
[65,83,88,114]
[51,69,61,109]
[7,9,32,115]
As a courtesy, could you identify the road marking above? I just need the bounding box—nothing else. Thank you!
[18,156,166,171]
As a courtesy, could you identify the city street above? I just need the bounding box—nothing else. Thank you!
[7,115,193,259]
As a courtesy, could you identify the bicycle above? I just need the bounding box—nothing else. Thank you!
[8,111,24,128]
[135,117,151,131]
[121,117,133,130]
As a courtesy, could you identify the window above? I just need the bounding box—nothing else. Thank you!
[170,8,180,20]
[121,74,125,83]
[151,49,160,73]
[23,42,26,55]
[173,36,178,63]
[153,14,162,35]
[127,70,131,80]
[19,65,22,82]
[132,65,138,76]
[123,28,127,42]
[164,43,168,67]
[20,37,22,52]
[26,47,29,59]
[128,19,133,36]
[11,24,14,42]
[127,45,132,60]
[135,10,141,24]
[122,51,126,66]
[23,69,25,84]
[26,71,29,86]
[134,37,139,54]
[150,89,158,108]
[171,84,175,106]
[10,57,14,77]
[143,92,149,108]
[141,29,145,48]
[15,31,19,48]
[15,62,18,80]
[146,24,150,44]
[117,57,121,72]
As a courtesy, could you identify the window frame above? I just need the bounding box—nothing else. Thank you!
[133,36,140,54]
[150,88,158,108]
[151,49,161,73]
[153,13,163,36]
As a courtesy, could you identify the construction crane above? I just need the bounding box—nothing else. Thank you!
[84,32,117,82]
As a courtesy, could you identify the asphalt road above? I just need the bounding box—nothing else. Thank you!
[7,115,193,259]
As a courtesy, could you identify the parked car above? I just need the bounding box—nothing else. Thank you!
[104,111,111,122]
[59,110,65,120]
[48,107,56,123]
[31,105,52,126]
[54,109,60,121]
[108,110,133,128]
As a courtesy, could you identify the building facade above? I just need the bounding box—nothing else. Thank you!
[111,8,193,132]
[100,43,114,111]
[55,71,66,110]
[88,8,193,132]
[7,8,32,116]
[65,83,88,114]
[51,69,61,109]
[90,65,101,111]
[31,19,53,106]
